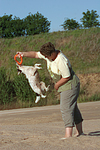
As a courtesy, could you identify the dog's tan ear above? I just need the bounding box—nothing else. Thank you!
[31,68,37,76]
[33,70,37,76]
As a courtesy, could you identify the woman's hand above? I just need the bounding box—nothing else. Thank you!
[54,83,59,91]
[16,52,24,57]
[54,77,71,91]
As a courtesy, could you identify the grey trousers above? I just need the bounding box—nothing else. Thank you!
[60,83,83,128]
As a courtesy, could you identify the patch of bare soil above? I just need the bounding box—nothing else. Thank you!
[77,73,100,97]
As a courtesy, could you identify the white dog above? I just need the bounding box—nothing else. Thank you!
[17,64,50,103]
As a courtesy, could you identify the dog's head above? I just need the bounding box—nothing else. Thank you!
[16,64,22,75]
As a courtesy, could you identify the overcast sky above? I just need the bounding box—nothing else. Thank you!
[0,0,100,32]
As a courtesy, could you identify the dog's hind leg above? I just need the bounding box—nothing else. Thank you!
[40,82,50,92]
[45,85,50,92]
[41,94,46,98]
[35,95,41,103]
[31,84,46,101]
[35,94,46,103]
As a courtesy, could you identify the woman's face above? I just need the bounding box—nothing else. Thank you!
[44,52,56,61]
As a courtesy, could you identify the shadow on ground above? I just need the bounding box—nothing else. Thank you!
[88,131,100,136]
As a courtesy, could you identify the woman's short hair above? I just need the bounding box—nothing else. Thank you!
[40,42,55,56]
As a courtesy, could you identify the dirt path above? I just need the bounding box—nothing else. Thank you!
[0,101,100,150]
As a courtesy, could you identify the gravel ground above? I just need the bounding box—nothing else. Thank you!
[0,101,100,150]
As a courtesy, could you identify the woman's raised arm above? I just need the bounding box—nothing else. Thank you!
[17,51,39,58]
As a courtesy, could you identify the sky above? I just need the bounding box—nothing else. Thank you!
[0,0,100,32]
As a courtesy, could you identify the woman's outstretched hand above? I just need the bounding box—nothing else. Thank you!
[16,52,24,57]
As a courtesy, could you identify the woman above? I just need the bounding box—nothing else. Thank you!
[17,42,83,138]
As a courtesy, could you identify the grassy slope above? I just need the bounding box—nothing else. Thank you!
[0,28,100,108]
[0,28,100,78]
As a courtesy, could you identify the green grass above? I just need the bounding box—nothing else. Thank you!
[78,93,100,103]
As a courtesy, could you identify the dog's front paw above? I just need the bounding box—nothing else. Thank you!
[35,64,41,67]
[34,64,42,70]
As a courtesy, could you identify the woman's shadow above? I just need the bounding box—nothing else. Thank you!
[88,131,100,136]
